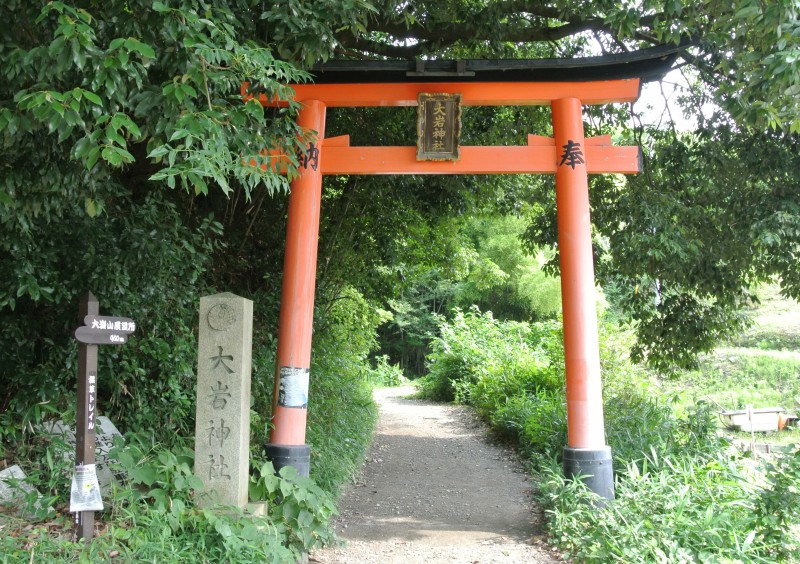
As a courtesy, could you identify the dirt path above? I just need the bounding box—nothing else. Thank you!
[310,386,563,563]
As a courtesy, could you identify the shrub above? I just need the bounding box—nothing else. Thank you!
[603,388,675,471]
[515,391,568,459]
[0,191,222,455]
[419,308,562,404]
[0,441,337,563]
[303,286,379,496]
[541,408,800,562]
[249,461,339,554]
[750,447,800,561]
[367,355,408,387]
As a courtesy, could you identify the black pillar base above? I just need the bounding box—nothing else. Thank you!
[563,446,615,501]
[264,443,311,477]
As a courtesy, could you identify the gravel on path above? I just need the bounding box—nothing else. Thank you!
[310,386,565,563]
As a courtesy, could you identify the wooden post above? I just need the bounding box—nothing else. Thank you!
[552,98,614,499]
[75,292,99,541]
[266,100,326,476]
[72,294,136,540]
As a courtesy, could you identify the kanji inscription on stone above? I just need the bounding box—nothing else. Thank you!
[194,293,252,508]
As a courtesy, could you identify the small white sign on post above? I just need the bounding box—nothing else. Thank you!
[69,464,103,512]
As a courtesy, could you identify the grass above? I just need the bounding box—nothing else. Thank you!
[731,284,800,351]
[540,283,800,562]
[662,283,800,443]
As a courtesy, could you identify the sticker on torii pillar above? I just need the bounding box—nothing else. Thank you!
[278,367,309,408]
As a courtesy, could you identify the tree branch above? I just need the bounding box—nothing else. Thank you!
[336,36,428,59]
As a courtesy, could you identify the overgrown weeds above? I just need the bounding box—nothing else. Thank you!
[1,448,336,562]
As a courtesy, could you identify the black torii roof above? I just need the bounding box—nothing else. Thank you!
[309,43,683,84]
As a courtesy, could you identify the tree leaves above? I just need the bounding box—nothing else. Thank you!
[1,1,311,208]
[598,127,799,370]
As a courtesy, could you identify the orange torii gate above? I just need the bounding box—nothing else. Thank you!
[248,51,676,500]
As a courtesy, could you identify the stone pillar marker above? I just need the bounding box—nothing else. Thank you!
[194,293,253,508]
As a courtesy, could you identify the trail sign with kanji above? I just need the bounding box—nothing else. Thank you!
[72,292,135,543]
[75,315,136,345]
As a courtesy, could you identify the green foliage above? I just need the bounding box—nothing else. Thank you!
[536,344,800,563]
[678,351,800,412]
[0,440,341,562]
[419,307,564,404]
[336,1,800,133]
[751,449,800,560]
[693,0,800,134]
[1,0,798,405]
[419,309,583,464]
[0,516,76,562]
[261,0,378,67]
[527,125,800,372]
[367,355,408,387]
[250,462,339,552]
[731,284,800,351]
[113,438,203,512]
[603,0,800,132]
[491,390,567,461]
[602,389,675,471]
[540,451,759,562]
[0,1,311,203]
[104,441,328,562]
[0,189,220,451]
[542,440,800,563]
[539,393,800,563]
[305,286,380,496]
[378,268,461,377]
[246,285,379,498]
[454,216,562,322]
[0,438,68,521]
[419,307,727,479]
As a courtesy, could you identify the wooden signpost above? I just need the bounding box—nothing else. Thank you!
[72,292,135,542]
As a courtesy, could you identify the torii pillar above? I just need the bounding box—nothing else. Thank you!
[552,98,613,499]
[264,100,326,477]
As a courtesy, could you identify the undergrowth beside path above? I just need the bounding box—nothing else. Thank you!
[417,304,800,562]
[1,291,381,562]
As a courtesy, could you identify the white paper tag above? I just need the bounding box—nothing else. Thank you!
[70,464,104,512]
[278,366,310,408]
